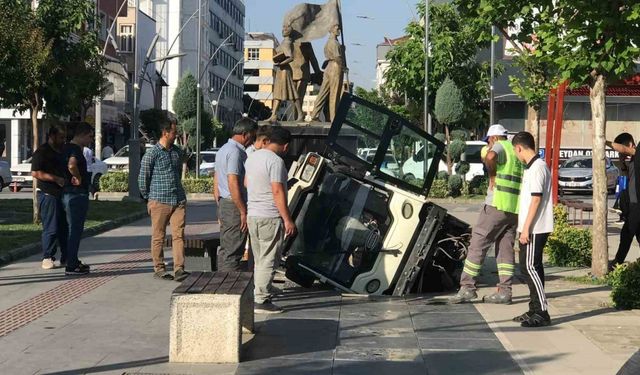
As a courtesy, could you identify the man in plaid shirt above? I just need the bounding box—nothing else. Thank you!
[138,119,189,282]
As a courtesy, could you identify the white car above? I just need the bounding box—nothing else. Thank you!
[10,156,107,192]
[364,152,400,178]
[198,149,218,176]
[0,161,12,192]
[402,141,487,182]
[104,144,155,171]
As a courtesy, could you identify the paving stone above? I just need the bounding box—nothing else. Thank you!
[340,317,414,330]
[242,333,336,360]
[332,359,428,375]
[422,349,523,375]
[340,308,411,321]
[338,334,419,349]
[236,359,333,375]
[419,337,505,351]
[334,347,423,362]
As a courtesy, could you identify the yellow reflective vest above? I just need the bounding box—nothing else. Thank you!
[492,140,523,214]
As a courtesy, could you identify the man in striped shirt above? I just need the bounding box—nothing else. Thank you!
[138,119,189,282]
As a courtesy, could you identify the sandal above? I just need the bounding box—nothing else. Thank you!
[154,270,174,281]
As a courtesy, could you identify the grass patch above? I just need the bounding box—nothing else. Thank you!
[564,275,609,286]
[0,199,145,255]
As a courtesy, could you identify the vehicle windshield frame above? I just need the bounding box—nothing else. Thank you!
[326,93,445,196]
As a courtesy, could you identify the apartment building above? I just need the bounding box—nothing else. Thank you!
[243,32,279,111]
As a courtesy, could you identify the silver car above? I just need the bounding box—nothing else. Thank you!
[558,156,619,194]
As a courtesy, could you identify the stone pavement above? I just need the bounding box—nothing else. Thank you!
[0,200,637,374]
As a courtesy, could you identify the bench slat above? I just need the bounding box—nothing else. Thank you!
[202,272,230,293]
[228,272,253,294]
[188,272,215,293]
[173,271,203,294]
[215,272,241,294]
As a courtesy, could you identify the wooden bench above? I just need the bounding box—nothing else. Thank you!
[559,199,592,226]
[169,271,254,363]
[164,223,220,271]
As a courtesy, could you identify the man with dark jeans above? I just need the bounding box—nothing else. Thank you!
[62,123,94,276]
[32,125,68,269]
[214,118,257,271]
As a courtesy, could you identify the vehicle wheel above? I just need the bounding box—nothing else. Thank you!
[403,173,415,182]
[0,177,3,192]
[93,173,102,192]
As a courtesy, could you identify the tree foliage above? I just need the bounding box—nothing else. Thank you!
[172,72,214,151]
[173,72,199,122]
[434,77,464,126]
[455,0,640,277]
[384,1,495,128]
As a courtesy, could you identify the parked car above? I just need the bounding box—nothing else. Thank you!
[558,156,619,194]
[10,155,107,192]
[0,161,12,192]
[198,149,219,176]
[402,141,488,182]
[104,144,155,171]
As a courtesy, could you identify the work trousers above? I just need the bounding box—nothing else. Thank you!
[460,204,517,292]
[218,198,247,271]
[148,200,185,272]
[247,217,284,304]
[519,233,550,313]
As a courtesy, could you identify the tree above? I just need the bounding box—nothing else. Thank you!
[384,1,495,130]
[434,77,465,174]
[457,0,640,277]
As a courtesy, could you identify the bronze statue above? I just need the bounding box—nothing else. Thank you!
[310,24,345,122]
[291,40,322,121]
[269,24,303,123]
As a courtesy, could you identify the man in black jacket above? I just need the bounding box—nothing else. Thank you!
[606,133,639,269]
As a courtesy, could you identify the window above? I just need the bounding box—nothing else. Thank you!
[99,12,108,41]
[244,69,259,77]
[247,48,259,61]
[245,84,259,92]
[119,25,134,53]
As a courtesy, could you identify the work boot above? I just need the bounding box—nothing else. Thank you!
[448,287,477,304]
[482,290,512,304]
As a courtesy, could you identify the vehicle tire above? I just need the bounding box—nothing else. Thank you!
[93,173,102,192]
[0,177,3,192]
[403,173,415,182]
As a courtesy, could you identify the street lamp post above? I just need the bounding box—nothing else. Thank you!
[196,0,202,178]
[214,58,245,122]
[490,26,496,125]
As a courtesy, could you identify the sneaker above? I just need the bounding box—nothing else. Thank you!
[174,268,190,282]
[41,258,55,270]
[154,270,174,281]
[482,291,512,304]
[254,300,283,314]
[512,311,533,323]
[521,311,551,328]
[65,265,90,276]
[448,288,477,304]
[77,261,90,271]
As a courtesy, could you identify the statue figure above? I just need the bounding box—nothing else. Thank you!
[291,40,322,121]
[268,24,303,123]
[310,24,345,122]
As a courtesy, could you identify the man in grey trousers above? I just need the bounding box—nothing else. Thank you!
[245,127,296,314]
[214,118,257,271]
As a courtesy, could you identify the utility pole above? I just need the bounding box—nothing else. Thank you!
[490,26,496,125]
[128,0,142,200]
[195,0,202,178]
[424,0,431,134]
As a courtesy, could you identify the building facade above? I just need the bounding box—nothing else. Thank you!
[154,0,245,129]
[243,32,279,111]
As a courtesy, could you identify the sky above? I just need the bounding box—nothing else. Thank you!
[244,0,417,89]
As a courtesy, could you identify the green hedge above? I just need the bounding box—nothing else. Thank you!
[544,205,592,267]
[100,172,213,194]
[609,261,640,310]
[99,171,129,192]
[182,178,213,194]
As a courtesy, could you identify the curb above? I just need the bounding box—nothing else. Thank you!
[0,210,148,268]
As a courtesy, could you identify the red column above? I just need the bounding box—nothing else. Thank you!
[551,81,568,204]
[545,89,557,170]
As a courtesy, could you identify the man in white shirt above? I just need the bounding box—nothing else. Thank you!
[245,127,296,314]
[512,131,554,327]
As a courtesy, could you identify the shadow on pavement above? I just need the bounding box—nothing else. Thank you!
[41,356,168,375]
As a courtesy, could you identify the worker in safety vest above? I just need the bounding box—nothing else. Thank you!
[449,124,523,304]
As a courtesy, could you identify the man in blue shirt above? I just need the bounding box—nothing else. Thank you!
[214,118,257,271]
[138,119,189,281]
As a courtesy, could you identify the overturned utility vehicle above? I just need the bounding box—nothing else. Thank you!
[283,94,471,296]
